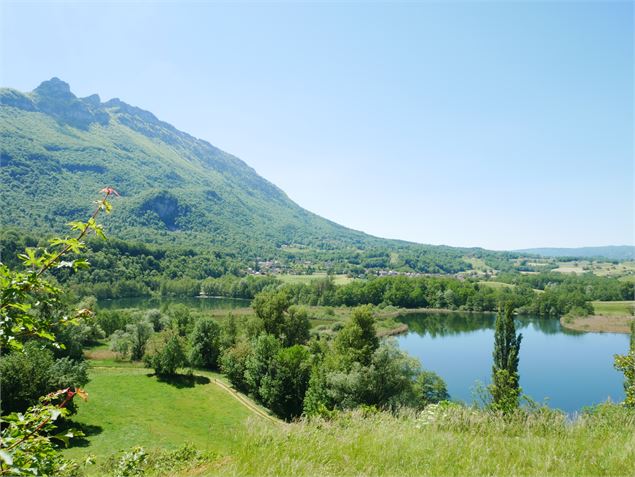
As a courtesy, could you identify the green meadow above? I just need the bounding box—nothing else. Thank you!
[63,366,271,469]
[591,301,635,317]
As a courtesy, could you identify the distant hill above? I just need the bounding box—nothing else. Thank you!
[515,246,635,261]
[0,78,521,274]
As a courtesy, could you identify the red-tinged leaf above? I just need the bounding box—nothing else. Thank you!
[100,187,120,197]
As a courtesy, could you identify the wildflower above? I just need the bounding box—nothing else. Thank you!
[100,187,120,197]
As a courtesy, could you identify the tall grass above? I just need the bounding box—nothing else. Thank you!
[174,403,635,477]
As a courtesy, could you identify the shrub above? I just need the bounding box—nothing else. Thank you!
[188,318,221,369]
[1,389,86,476]
[166,304,193,336]
[259,345,312,420]
[414,370,450,407]
[96,309,134,336]
[0,342,54,413]
[144,330,188,376]
[220,340,252,392]
[0,343,89,414]
[110,329,132,360]
[127,320,154,361]
[144,309,165,332]
[47,358,89,391]
[244,334,281,400]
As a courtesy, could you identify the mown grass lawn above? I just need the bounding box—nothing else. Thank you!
[276,273,354,286]
[63,367,261,465]
[592,300,635,317]
[478,280,515,289]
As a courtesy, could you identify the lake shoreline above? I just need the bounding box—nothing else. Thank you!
[560,315,634,334]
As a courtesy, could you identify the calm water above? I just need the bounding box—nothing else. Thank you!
[97,296,251,311]
[396,312,629,412]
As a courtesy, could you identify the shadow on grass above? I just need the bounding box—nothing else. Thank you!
[64,421,104,448]
[149,373,211,388]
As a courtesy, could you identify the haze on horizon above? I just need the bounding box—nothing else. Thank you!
[1,1,633,251]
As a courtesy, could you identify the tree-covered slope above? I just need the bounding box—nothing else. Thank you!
[0,78,518,272]
[0,78,369,252]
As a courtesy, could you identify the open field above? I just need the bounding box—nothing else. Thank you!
[463,257,493,272]
[560,301,634,333]
[592,301,635,317]
[478,280,544,294]
[561,315,634,334]
[275,273,354,286]
[552,260,635,278]
[63,366,273,470]
[478,280,514,289]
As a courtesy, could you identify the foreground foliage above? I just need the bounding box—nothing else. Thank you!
[0,189,116,475]
[0,389,87,476]
[214,404,635,477]
[85,403,634,477]
[614,320,635,407]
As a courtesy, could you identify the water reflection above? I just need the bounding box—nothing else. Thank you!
[397,312,583,338]
[395,311,628,411]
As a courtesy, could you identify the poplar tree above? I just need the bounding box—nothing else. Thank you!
[490,304,523,413]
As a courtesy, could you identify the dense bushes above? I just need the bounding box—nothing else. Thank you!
[188,318,221,369]
[0,336,89,415]
[302,307,447,414]
[278,273,633,318]
[144,330,188,376]
[220,299,449,420]
[252,289,311,346]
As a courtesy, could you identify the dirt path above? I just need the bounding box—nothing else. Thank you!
[211,378,283,426]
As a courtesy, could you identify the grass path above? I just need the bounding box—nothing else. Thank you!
[209,377,282,426]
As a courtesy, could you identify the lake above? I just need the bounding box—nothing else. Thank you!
[97,296,251,311]
[395,312,629,412]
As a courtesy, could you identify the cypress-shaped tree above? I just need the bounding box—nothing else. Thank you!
[490,304,523,413]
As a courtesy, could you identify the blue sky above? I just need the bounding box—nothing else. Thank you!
[1,1,632,250]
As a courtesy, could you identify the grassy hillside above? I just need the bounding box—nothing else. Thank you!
[517,246,635,261]
[66,372,635,477]
[205,407,635,477]
[63,366,273,466]
[0,78,524,274]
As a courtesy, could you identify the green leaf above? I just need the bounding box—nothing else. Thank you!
[67,221,89,233]
[72,259,91,270]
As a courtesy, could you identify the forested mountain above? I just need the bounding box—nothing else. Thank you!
[0,78,518,273]
[516,246,635,261]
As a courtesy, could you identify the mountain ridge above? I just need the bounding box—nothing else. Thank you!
[515,246,635,261]
[1,78,521,274]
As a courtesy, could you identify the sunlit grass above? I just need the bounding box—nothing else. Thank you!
[63,367,263,471]
[181,405,635,476]
[592,301,635,317]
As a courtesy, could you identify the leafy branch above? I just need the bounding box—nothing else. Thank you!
[0,187,119,351]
